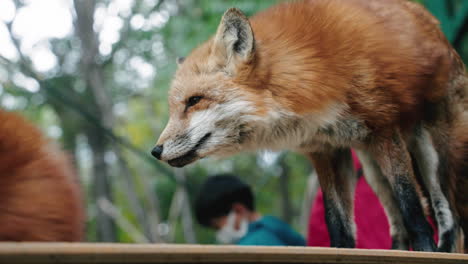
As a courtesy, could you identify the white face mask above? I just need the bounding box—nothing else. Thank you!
[216,211,248,244]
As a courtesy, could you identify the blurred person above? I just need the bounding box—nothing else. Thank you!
[195,174,306,246]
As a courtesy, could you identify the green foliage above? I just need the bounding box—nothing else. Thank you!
[424,0,468,42]
[423,0,468,63]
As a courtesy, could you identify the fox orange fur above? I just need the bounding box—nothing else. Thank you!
[0,110,84,241]
[153,0,468,252]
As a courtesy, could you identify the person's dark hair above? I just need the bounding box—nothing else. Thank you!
[195,174,254,227]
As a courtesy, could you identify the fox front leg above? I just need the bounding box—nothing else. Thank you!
[410,126,458,252]
[369,130,436,252]
[308,148,357,248]
[355,149,410,250]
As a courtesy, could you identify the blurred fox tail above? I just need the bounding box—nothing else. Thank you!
[0,110,84,241]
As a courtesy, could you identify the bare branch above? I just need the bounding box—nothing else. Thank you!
[3,20,43,82]
[149,0,166,14]
[0,54,14,67]
[97,197,150,243]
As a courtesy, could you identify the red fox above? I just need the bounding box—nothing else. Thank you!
[152,0,467,252]
[0,110,84,241]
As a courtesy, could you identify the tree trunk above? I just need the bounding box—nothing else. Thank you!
[74,0,117,241]
[279,156,293,224]
[87,129,116,241]
[174,169,197,243]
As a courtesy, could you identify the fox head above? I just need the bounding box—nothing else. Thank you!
[152,8,264,167]
[152,7,343,167]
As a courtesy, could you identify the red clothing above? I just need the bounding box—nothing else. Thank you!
[307,150,438,249]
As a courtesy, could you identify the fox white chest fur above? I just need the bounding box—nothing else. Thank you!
[243,103,370,154]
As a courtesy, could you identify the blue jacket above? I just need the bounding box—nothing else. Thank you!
[237,216,306,246]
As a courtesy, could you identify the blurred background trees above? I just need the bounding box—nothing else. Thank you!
[0,0,466,243]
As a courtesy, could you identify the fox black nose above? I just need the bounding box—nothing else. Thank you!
[151,145,164,160]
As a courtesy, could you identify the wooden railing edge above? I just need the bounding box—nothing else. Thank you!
[0,243,465,264]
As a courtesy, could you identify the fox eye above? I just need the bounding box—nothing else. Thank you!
[186,96,203,108]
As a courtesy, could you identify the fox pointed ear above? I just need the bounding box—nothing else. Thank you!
[212,8,255,70]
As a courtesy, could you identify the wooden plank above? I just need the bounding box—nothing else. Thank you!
[0,243,465,264]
